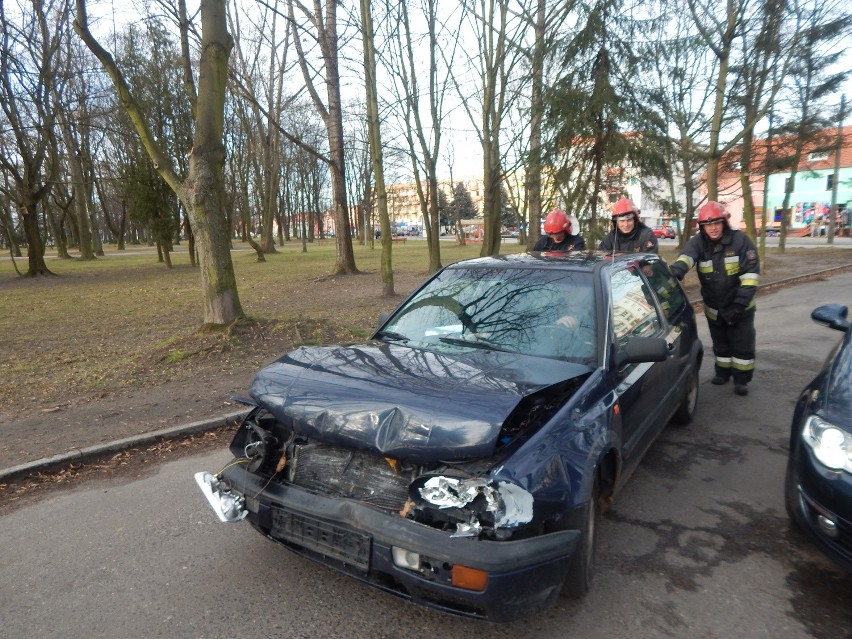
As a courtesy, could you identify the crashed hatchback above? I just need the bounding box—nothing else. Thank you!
[196,252,703,621]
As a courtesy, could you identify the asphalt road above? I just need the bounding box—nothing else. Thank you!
[1,273,851,638]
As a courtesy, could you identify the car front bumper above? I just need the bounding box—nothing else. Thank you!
[790,445,852,573]
[197,462,579,622]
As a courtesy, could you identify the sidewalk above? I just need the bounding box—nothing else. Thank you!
[2,262,851,485]
[0,410,248,483]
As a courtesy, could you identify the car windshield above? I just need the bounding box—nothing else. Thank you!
[379,266,597,364]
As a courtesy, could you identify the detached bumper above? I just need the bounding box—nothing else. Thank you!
[197,462,579,622]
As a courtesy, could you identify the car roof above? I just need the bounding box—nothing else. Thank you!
[444,251,660,274]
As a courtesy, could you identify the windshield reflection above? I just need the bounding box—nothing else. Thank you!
[382,267,597,363]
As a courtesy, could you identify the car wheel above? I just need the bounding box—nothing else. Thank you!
[784,455,807,534]
[562,477,600,598]
[671,367,699,425]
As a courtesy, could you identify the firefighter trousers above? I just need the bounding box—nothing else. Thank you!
[707,310,756,385]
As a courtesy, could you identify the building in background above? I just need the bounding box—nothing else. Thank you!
[709,125,852,236]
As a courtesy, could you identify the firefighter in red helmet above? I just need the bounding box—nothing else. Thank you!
[669,201,760,396]
[599,197,658,253]
[533,209,586,252]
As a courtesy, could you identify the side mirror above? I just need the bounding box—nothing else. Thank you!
[811,304,850,332]
[614,336,669,368]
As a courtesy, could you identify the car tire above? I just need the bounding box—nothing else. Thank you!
[784,455,807,534]
[562,477,600,598]
[671,367,699,425]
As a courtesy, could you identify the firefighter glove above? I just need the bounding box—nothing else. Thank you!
[721,304,746,324]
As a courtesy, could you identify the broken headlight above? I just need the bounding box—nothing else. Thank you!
[409,474,533,539]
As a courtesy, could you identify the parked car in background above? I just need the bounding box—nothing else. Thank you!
[652,225,676,239]
[196,252,703,622]
[785,303,852,573]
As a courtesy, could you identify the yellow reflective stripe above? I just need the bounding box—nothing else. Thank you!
[723,257,738,276]
[698,260,713,274]
[740,273,759,286]
[715,356,732,368]
[676,255,694,269]
[704,306,719,320]
[731,357,755,371]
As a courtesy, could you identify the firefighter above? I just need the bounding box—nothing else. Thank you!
[598,197,658,253]
[669,201,760,396]
[533,209,586,251]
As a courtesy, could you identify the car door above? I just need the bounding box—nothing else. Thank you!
[608,265,678,470]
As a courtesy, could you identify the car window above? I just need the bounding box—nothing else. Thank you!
[610,267,662,346]
[381,267,597,363]
[642,260,687,322]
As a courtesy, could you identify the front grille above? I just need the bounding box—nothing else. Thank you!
[270,506,372,571]
[289,443,412,511]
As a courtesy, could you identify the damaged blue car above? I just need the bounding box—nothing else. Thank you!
[195,252,703,621]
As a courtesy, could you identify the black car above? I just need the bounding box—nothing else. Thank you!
[196,252,703,621]
[785,304,852,572]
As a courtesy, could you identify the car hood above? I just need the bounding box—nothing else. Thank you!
[249,342,591,463]
[822,335,852,426]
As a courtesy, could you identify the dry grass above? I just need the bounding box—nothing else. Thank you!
[0,240,515,412]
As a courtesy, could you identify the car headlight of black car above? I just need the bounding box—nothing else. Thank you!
[803,415,852,473]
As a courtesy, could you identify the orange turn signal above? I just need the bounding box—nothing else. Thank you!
[451,564,488,591]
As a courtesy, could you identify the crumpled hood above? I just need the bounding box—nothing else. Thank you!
[250,342,590,463]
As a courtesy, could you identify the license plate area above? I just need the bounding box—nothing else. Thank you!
[270,506,372,571]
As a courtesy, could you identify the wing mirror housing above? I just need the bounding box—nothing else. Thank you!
[811,304,850,332]
[614,336,669,368]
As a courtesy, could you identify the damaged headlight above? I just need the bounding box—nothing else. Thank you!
[195,471,249,522]
[409,475,533,538]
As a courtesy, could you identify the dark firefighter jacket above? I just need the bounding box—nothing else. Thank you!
[669,228,760,320]
[598,222,658,253]
[533,233,586,252]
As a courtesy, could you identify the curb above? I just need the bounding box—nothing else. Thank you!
[0,410,249,484]
[4,263,852,484]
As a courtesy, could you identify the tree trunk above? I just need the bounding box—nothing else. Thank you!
[360,0,393,295]
[75,0,243,325]
[526,0,545,251]
[21,204,53,276]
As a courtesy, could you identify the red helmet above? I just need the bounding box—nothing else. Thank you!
[697,201,730,227]
[612,197,638,218]
[543,209,571,234]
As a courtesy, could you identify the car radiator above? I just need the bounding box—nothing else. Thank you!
[288,442,413,511]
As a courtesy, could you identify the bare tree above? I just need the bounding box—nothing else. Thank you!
[771,0,851,251]
[287,0,358,275]
[641,4,712,245]
[384,0,462,271]
[74,0,244,325]
[452,0,527,256]
[229,0,294,254]
[688,0,800,201]
[359,0,394,294]
[0,0,69,276]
